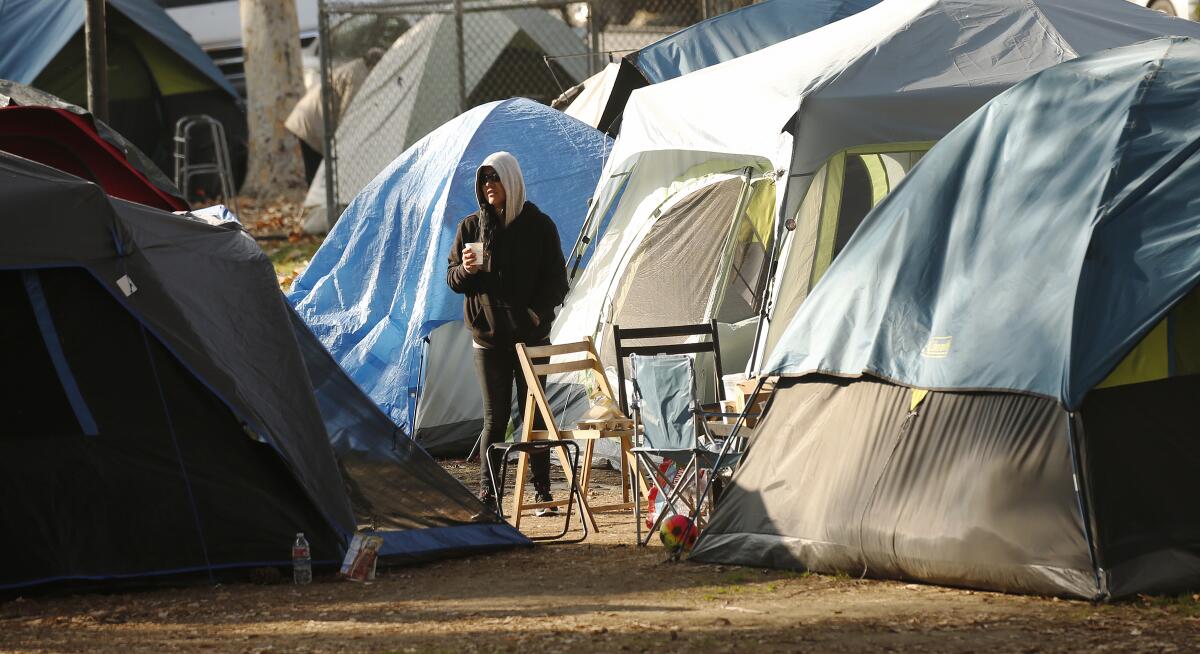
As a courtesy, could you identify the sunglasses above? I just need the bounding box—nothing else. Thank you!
[480,171,502,184]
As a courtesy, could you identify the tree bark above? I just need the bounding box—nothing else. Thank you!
[240,0,306,201]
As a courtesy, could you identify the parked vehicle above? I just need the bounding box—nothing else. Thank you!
[1134,0,1197,18]
[156,0,319,95]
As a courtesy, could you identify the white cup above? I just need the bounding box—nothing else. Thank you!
[466,241,490,272]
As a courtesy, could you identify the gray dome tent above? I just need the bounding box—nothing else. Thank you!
[304,7,588,229]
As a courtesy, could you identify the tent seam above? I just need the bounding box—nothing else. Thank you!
[1066,40,1173,408]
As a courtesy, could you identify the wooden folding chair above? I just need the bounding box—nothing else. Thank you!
[510,337,643,532]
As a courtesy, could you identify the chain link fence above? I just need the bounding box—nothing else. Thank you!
[594,0,751,54]
[314,0,755,226]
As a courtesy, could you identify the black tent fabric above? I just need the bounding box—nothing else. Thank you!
[289,310,527,559]
[0,152,525,589]
[1,266,345,583]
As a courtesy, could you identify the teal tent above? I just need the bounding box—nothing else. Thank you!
[695,37,1200,600]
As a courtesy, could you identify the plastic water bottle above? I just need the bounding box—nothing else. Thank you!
[292,532,312,585]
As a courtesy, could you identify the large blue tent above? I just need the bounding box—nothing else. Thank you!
[764,36,1200,407]
[694,37,1200,600]
[290,98,610,454]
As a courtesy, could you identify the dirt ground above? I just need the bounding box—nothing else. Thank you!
[2,463,1198,654]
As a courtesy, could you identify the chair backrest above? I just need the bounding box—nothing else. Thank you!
[515,337,621,438]
[612,320,723,416]
[629,353,697,452]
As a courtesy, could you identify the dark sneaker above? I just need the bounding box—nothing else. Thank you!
[534,491,559,517]
[472,488,501,522]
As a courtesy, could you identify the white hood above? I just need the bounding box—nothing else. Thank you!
[476,151,525,225]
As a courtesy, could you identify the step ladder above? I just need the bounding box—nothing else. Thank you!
[173,115,238,214]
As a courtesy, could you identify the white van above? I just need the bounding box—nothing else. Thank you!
[1135,0,1197,17]
[157,0,319,50]
[156,0,319,95]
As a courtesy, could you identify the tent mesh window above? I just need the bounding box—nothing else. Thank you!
[607,177,745,339]
[601,175,751,403]
[764,145,928,361]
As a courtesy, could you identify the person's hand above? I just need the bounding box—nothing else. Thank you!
[461,247,478,274]
[527,308,540,327]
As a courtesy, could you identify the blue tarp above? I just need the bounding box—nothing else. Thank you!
[0,0,237,98]
[629,0,880,83]
[766,37,1200,409]
[290,98,610,432]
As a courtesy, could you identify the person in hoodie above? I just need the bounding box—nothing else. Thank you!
[446,152,569,514]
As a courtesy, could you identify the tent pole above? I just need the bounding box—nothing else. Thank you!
[84,0,108,122]
[1066,411,1107,599]
[587,1,600,76]
[681,375,767,556]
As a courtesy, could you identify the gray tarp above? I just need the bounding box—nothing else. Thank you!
[693,377,1097,598]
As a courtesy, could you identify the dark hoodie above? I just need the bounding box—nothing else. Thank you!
[446,152,569,349]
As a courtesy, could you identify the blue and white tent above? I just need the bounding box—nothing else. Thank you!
[290,98,610,455]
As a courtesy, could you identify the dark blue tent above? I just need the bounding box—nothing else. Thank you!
[630,0,879,83]
[764,37,1200,406]
[0,0,235,96]
[586,0,879,134]
[695,37,1200,600]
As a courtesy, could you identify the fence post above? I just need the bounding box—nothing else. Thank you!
[319,2,338,229]
[454,0,466,113]
[588,1,601,75]
[84,0,109,122]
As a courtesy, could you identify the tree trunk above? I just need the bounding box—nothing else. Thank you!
[240,0,306,201]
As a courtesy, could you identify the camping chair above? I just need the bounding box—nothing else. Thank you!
[613,320,724,417]
[510,337,641,533]
[628,353,752,547]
